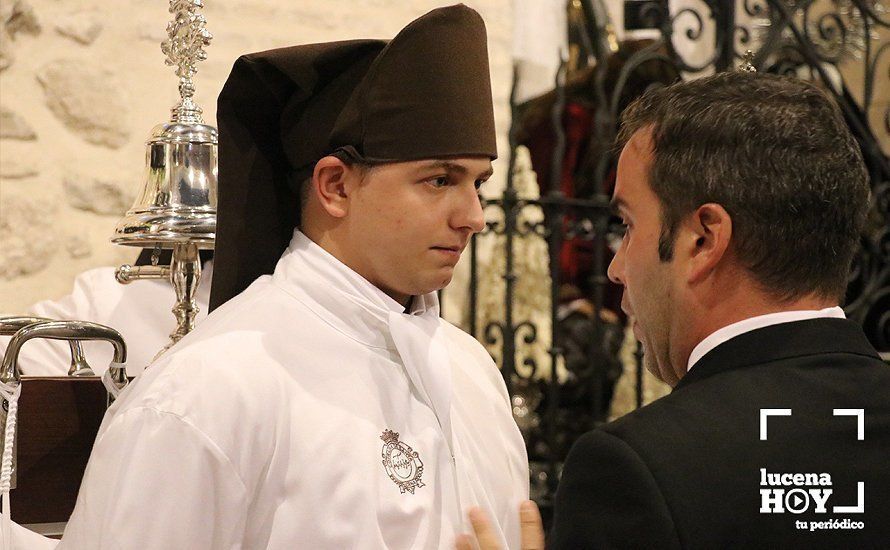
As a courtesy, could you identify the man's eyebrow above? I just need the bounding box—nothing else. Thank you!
[477,166,494,179]
[420,160,493,179]
[609,196,627,215]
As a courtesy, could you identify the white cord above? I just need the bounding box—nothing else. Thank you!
[102,361,128,399]
[0,364,124,550]
[0,381,21,550]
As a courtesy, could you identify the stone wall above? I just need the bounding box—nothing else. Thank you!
[0,0,513,315]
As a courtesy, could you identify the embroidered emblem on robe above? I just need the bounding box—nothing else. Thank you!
[380,429,425,494]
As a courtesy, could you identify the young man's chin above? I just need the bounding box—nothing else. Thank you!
[416,271,456,296]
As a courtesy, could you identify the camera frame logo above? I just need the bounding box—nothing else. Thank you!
[758,408,866,532]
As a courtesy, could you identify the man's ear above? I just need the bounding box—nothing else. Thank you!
[311,155,352,218]
[679,203,733,284]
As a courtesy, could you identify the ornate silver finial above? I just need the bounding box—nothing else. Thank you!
[739,50,757,73]
[112,0,217,357]
[160,0,213,124]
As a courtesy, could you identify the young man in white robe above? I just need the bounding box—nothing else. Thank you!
[34,5,530,549]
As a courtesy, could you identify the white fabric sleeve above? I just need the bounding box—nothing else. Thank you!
[58,406,249,550]
[28,269,104,322]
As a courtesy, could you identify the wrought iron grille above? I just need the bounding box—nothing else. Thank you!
[467,0,889,519]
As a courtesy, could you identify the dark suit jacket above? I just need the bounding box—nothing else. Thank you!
[551,318,890,549]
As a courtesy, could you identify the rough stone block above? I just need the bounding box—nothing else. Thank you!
[0,195,57,280]
[4,0,41,39]
[37,59,130,149]
[65,234,92,259]
[0,29,12,71]
[55,12,102,45]
[63,171,136,215]
[0,144,38,178]
[0,104,37,140]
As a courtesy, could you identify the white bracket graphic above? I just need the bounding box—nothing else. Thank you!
[833,408,865,440]
[833,481,865,513]
[760,408,792,440]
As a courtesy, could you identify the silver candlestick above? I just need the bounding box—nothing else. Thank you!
[112,0,216,355]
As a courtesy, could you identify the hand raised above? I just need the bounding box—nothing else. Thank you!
[454,500,544,550]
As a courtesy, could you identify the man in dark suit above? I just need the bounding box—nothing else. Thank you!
[547,71,890,548]
[458,70,888,550]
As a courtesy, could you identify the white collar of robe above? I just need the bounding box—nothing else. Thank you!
[271,230,454,449]
[272,230,438,351]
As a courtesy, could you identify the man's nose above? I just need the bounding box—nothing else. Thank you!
[607,245,625,285]
[453,186,486,234]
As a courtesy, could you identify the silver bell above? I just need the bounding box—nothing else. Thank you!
[111,121,217,248]
[110,0,216,355]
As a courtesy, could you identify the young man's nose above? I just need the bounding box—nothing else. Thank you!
[607,246,625,285]
[451,185,486,234]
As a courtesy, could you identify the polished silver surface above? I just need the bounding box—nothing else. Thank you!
[115,263,171,284]
[67,338,94,378]
[169,242,201,343]
[161,0,213,125]
[111,121,217,249]
[112,0,217,250]
[0,320,128,386]
[111,0,216,350]
[0,316,94,377]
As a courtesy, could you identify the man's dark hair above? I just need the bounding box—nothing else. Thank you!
[617,71,870,302]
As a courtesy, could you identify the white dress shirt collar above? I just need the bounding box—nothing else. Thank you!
[687,306,846,372]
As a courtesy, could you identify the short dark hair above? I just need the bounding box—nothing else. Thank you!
[617,72,870,302]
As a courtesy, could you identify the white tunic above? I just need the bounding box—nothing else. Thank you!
[0,263,212,377]
[57,232,529,549]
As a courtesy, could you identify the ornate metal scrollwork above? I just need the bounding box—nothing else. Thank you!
[469,0,889,518]
[160,0,213,124]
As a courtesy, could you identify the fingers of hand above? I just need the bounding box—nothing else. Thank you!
[469,507,501,549]
[454,533,475,550]
[519,500,545,550]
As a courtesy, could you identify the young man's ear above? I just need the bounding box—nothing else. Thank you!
[679,202,733,284]
[311,155,352,218]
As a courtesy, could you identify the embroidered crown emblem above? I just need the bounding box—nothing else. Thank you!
[380,429,425,494]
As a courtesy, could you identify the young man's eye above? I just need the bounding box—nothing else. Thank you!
[427,176,449,188]
[474,179,488,190]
